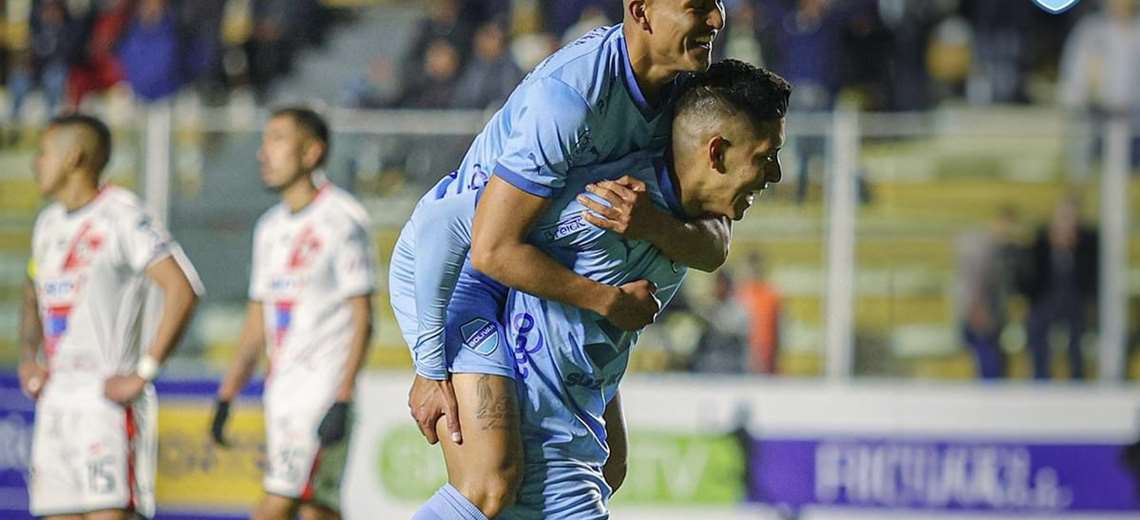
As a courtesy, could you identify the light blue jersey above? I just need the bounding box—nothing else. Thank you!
[393,24,678,379]
[390,149,690,519]
[497,152,689,520]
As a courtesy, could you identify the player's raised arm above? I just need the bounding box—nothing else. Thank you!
[471,79,659,331]
[580,176,733,272]
[472,177,660,331]
[18,265,47,400]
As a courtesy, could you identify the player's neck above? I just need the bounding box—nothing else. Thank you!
[622,27,673,107]
[280,174,319,214]
[55,174,101,212]
[671,155,705,218]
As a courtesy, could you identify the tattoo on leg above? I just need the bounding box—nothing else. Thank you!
[474,375,513,431]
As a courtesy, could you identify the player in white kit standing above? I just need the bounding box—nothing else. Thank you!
[210,107,376,520]
[19,114,203,519]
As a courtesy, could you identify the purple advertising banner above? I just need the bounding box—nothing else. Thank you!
[752,437,1139,513]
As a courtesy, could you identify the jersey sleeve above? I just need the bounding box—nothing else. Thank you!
[492,77,592,199]
[410,191,478,380]
[334,218,377,300]
[119,208,175,273]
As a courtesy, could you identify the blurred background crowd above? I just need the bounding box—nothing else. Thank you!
[0,0,1137,382]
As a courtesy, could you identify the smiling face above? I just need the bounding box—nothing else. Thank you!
[715,116,784,220]
[641,0,726,73]
[679,114,784,221]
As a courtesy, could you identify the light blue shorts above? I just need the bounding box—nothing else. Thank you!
[389,223,515,379]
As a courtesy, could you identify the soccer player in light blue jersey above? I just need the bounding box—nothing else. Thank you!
[392,60,790,519]
[397,1,731,518]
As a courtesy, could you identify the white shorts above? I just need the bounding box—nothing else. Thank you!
[263,380,351,510]
[29,378,156,518]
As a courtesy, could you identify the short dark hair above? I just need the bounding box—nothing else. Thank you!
[271,106,331,167]
[675,59,791,130]
[49,113,112,174]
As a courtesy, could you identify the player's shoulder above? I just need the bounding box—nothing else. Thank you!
[32,202,65,237]
[96,186,150,219]
[525,24,624,107]
[319,183,371,231]
[253,202,287,235]
[94,186,159,232]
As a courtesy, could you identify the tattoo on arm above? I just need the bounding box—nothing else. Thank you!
[474,375,514,431]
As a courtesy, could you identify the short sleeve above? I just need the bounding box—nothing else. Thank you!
[335,220,377,299]
[492,78,592,199]
[119,209,174,273]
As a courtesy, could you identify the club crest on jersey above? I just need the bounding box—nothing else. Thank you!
[1031,0,1079,14]
[460,318,498,356]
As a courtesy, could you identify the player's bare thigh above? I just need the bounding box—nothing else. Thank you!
[298,503,341,520]
[253,493,299,520]
[436,373,524,497]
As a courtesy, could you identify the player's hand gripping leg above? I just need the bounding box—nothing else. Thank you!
[437,373,524,518]
[409,374,463,444]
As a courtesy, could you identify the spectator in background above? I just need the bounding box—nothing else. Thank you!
[561,5,610,45]
[715,0,765,67]
[690,271,750,374]
[391,37,461,108]
[964,0,1035,104]
[68,0,133,108]
[1058,0,1140,114]
[1020,197,1099,380]
[176,0,226,96]
[761,0,841,204]
[955,206,1022,380]
[404,0,473,80]
[119,0,183,102]
[737,252,781,375]
[452,20,522,110]
[545,0,622,40]
[1058,0,1140,171]
[247,0,318,99]
[8,0,74,125]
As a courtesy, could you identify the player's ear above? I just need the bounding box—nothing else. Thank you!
[709,135,729,174]
[627,0,651,31]
[303,139,325,171]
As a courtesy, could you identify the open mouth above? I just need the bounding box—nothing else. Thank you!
[690,33,715,51]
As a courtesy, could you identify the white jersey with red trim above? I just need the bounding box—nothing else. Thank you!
[29,186,202,380]
[250,183,376,404]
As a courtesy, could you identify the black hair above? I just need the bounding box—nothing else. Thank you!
[675,59,792,130]
[271,106,331,168]
[48,113,112,175]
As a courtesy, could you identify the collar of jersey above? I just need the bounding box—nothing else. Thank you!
[653,151,686,218]
[63,184,111,219]
[285,180,330,218]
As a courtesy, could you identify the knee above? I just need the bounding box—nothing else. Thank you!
[457,459,523,517]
